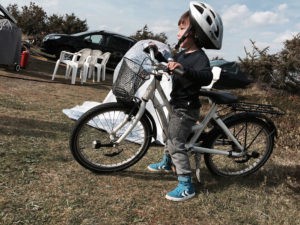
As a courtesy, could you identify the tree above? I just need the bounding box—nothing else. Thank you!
[6,3,19,20]
[130,25,168,44]
[273,33,300,92]
[16,2,47,36]
[239,39,276,83]
[46,13,88,34]
[6,2,88,46]
[60,13,88,34]
[46,14,65,34]
[239,34,300,93]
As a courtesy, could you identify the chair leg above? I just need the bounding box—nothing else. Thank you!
[101,65,106,81]
[52,59,61,80]
[95,65,101,82]
[88,66,93,79]
[88,66,95,82]
[97,68,101,82]
[71,65,78,84]
[81,64,89,83]
[66,65,72,79]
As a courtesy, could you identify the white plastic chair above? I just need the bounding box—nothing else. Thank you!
[93,52,111,82]
[52,48,92,84]
[52,51,79,80]
[82,49,103,83]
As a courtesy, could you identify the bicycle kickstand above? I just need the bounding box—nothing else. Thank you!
[194,153,203,184]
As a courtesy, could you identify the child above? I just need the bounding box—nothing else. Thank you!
[147,1,223,201]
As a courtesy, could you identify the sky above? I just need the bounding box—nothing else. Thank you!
[1,0,299,61]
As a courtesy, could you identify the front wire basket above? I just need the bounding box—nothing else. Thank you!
[112,57,151,102]
[230,102,285,116]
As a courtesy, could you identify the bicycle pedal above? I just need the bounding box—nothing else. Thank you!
[195,168,204,184]
[171,164,177,176]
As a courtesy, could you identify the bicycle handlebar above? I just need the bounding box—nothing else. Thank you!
[160,62,185,76]
[144,43,185,76]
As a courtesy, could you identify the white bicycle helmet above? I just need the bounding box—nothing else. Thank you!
[189,1,223,49]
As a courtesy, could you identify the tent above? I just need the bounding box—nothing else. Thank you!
[63,40,173,144]
[0,5,22,70]
[63,40,223,144]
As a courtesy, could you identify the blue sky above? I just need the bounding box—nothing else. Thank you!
[1,0,299,61]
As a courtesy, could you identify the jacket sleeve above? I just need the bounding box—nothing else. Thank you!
[181,51,213,87]
[183,66,213,87]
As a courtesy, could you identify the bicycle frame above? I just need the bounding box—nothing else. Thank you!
[69,45,284,177]
[113,69,245,157]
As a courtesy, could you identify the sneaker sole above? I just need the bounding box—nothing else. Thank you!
[147,165,172,173]
[165,192,195,202]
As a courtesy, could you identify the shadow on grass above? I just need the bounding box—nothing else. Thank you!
[1,54,114,91]
[0,71,113,91]
[0,115,71,139]
[194,163,300,194]
[89,163,300,195]
[93,170,177,182]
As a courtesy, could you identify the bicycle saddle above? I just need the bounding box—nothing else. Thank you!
[199,89,238,104]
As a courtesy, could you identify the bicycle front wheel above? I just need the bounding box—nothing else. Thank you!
[70,102,152,172]
[204,116,275,177]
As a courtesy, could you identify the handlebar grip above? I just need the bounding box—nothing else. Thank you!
[160,62,185,76]
[173,68,185,76]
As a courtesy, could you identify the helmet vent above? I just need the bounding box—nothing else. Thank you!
[195,5,204,14]
[206,16,212,25]
[200,3,207,8]
[215,27,219,38]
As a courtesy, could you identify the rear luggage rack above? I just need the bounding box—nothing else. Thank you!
[230,102,285,115]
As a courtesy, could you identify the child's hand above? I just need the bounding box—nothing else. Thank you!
[167,61,183,75]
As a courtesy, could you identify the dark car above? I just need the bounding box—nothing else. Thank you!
[210,59,253,89]
[41,30,136,69]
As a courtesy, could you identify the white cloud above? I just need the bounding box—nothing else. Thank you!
[273,31,298,44]
[151,20,176,34]
[249,11,289,25]
[222,4,250,25]
[278,3,287,11]
[222,3,289,28]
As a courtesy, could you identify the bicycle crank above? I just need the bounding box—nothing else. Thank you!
[92,140,123,157]
[235,151,260,163]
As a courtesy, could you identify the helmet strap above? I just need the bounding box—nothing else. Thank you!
[175,25,192,50]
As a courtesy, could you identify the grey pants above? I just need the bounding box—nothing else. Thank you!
[165,107,199,175]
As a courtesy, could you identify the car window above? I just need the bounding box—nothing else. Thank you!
[83,34,104,44]
[106,36,133,52]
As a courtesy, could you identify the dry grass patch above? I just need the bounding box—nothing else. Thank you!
[0,66,299,225]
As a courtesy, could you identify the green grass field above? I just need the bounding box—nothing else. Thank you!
[0,61,299,225]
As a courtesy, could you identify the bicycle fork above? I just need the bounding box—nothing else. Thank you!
[111,101,147,144]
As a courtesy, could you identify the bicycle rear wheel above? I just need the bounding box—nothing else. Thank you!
[70,102,152,172]
[204,116,275,177]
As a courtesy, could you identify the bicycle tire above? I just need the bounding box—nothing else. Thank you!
[70,102,152,172]
[204,115,275,177]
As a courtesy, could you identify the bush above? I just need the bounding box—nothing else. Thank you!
[239,34,300,94]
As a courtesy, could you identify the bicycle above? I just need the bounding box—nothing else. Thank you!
[69,44,285,182]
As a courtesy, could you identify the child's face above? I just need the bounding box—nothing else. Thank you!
[177,19,194,49]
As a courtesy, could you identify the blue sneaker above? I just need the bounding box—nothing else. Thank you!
[165,176,195,201]
[147,154,172,173]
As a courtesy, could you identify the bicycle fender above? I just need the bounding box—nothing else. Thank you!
[143,109,158,142]
[121,101,157,142]
[230,112,278,138]
[202,112,277,148]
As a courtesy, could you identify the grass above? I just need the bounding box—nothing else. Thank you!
[0,58,299,225]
